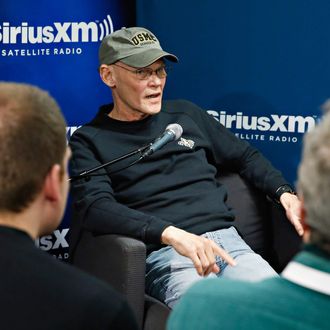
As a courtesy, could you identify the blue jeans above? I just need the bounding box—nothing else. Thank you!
[146,226,277,309]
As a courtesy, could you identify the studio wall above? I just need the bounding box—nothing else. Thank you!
[137,0,330,185]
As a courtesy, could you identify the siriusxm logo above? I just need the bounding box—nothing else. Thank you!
[36,229,69,252]
[207,110,318,133]
[0,14,113,44]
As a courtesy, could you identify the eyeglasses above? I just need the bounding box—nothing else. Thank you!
[112,63,169,80]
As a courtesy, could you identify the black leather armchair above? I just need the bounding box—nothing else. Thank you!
[70,172,302,330]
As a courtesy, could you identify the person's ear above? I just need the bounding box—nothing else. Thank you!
[99,64,116,87]
[43,164,62,204]
[37,164,64,237]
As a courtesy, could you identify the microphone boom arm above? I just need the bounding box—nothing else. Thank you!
[69,143,151,182]
[69,123,183,182]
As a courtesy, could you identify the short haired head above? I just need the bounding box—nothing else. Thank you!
[298,103,330,245]
[99,27,178,68]
[0,82,67,213]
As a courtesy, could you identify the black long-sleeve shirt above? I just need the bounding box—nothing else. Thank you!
[69,100,288,254]
[0,226,138,330]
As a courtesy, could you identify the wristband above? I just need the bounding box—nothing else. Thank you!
[274,184,296,203]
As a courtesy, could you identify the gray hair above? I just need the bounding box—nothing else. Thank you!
[298,100,330,250]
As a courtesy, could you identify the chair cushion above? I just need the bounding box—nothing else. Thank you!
[218,173,272,260]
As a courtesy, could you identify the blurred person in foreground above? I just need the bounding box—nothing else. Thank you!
[168,104,330,329]
[0,82,138,330]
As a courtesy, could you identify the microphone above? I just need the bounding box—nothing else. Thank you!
[141,123,183,158]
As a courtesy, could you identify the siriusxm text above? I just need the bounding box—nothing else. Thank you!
[208,110,317,133]
[0,15,113,44]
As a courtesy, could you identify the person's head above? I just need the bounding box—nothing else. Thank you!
[0,82,69,236]
[298,104,330,253]
[98,27,178,121]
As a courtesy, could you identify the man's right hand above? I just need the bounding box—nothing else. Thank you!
[161,226,236,277]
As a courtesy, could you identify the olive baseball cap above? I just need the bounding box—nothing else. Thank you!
[99,27,178,68]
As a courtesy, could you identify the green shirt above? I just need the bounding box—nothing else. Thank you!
[168,246,330,330]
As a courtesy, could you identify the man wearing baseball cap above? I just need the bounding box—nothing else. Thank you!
[69,27,302,308]
[98,27,178,68]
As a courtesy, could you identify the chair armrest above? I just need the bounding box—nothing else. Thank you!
[218,172,272,259]
[72,231,146,328]
[144,295,171,330]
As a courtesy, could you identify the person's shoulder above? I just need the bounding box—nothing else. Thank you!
[177,275,318,311]
[162,99,212,125]
[169,277,281,329]
[70,104,112,139]
[37,251,137,325]
[163,99,204,114]
[9,242,116,300]
[170,275,330,330]
[1,236,138,329]
[177,276,286,309]
[45,253,109,291]
[162,100,222,134]
[60,262,138,329]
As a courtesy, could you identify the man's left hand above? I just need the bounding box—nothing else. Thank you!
[280,192,304,236]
